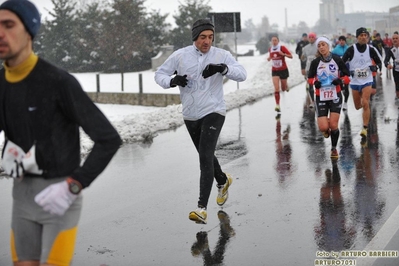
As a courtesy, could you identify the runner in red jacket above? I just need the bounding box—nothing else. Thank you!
[267,36,293,113]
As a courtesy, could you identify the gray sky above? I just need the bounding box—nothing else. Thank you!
[5,0,399,29]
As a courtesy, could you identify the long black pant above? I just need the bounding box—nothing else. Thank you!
[393,70,399,92]
[185,113,227,208]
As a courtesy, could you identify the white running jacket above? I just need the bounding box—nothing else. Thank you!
[155,44,247,120]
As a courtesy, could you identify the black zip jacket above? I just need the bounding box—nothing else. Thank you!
[0,58,122,188]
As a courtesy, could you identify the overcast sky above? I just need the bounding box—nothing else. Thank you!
[3,0,398,29]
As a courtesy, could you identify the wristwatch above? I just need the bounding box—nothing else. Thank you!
[67,177,82,195]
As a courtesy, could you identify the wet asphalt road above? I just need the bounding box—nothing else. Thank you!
[1,75,399,266]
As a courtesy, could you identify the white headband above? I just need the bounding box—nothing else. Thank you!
[316,36,331,47]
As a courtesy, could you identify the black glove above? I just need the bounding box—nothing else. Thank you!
[314,80,322,89]
[202,64,227,78]
[369,65,377,72]
[170,75,188,87]
[331,78,342,86]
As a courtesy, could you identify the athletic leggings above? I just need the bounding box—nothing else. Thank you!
[394,70,399,92]
[184,113,227,208]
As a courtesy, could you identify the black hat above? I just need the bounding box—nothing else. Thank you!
[338,35,346,41]
[356,27,368,38]
[0,0,41,39]
[302,33,307,37]
[192,19,214,41]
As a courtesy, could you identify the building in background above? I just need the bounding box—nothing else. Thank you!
[336,12,388,35]
[388,6,399,34]
[320,0,345,31]
[273,1,397,43]
[319,0,397,36]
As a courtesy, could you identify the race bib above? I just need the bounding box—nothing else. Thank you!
[354,68,370,79]
[1,140,25,178]
[320,85,338,101]
[272,59,283,68]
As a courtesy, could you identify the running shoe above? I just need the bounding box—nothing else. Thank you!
[330,148,339,159]
[342,102,348,111]
[275,105,281,112]
[360,128,367,138]
[309,102,314,109]
[217,174,233,206]
[323,129,330,138]
[189,207,207,224]
[275,113,281,121]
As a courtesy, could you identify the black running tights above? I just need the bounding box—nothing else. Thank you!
[184,113,227,208]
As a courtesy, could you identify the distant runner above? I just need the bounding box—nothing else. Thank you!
[384,33,399,102]
[267,36,293,113]
[295,33,309,78]
[301,32,318,108]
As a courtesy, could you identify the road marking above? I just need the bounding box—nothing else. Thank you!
[356,205,399,266]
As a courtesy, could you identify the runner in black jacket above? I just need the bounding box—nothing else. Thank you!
[0,1,121,264]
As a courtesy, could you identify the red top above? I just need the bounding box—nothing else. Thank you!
[269,45,291,71]
[383,37,393,48]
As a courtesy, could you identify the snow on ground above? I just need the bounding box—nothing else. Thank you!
[77,42,305,154]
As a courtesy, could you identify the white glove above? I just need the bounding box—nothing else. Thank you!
[21,145,43,175]
[1,140,25,178]
[34,180,78,216]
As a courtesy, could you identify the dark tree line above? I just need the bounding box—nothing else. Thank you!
[34,0,210,73]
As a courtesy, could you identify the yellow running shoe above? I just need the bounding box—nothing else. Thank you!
[217,174,233,206]
[360,128,367,138]
[189,207,207,224]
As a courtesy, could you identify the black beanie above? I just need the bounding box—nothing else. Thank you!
[192,19,214,41]
[356,27,368,38]
[0,0,41,39]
